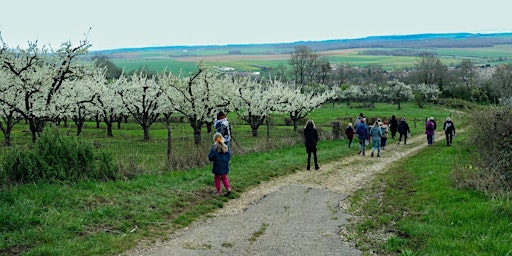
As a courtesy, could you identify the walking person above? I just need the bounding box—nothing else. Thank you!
[214,111,231,151]
[443,117,456,146]
[353,113,364,129]
[380,121,389,149]
[431,117,437,143]
[356,118,369,156]
[425,117,435,145]
[369,120,383,157]
[304,119,320,170]
[397,117,411,145]
[345,122,356,148]
[389,114,399,139]
[208,132,232,196]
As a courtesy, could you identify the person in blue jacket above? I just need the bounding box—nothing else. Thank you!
[208,132,232,196]
[356,118,369,156]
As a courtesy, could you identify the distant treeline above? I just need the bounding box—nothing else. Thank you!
[286,33,512,52]
[91,32,512,55]
[360,49,438,57]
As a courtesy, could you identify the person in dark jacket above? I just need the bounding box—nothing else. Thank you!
[208,132,232,196]
[397,117,411,145]
[345,122,356,148]
[356,118,369,156]
[389,114,399,139]
[304,119,320,170]
[443,117,456,146]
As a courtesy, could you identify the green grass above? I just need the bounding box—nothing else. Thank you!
[0,102,504,255]
[0,139,346,255]
[347,126,512,255]
[104,44,512,74]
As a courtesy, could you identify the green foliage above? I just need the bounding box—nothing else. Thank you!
[453,107,512,194]
[436,98,483,110]
[1,127,117,185]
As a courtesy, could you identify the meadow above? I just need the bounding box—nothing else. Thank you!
[4,102,508,255]
[103,44,512,75]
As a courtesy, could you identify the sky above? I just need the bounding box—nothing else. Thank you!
[1,0,511,51]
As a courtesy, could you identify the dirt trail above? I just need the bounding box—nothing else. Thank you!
[125,133,440,256]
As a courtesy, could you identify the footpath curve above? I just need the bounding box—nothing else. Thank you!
[125,133,439,256]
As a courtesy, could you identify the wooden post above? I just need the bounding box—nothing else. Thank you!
[167,125,172,168]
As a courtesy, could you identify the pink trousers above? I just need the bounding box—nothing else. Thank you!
[214,174,231,193]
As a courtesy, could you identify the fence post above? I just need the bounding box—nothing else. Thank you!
[167,125,172,167]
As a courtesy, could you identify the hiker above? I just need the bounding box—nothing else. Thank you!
[345,122,356,148]
[208,132,232,196]
[356,118,369,156]
[380,121,389,149]
[304,119,320,170]
[397,117,411,145]
[353,113,364,130]
[214,111,231,152]
[443,117,456,146]
[369,120,383,157]
[425,117,435,145]
[389,114,399,139]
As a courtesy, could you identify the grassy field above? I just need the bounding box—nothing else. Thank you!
[346,120,512,255]
[103,44,512,74]
[1,102,510,255]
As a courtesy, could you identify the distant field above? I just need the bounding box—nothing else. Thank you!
[106,45,512,74]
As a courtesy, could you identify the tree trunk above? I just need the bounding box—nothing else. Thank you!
[251,127,258,137]
[104,117,114,137]
[193,128,201,144]
[96,114,101,129]
[143,125,150,140]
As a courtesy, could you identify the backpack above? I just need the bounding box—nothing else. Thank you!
[356,124,366,136]
[381,126,388,138]
[219,122,231,139]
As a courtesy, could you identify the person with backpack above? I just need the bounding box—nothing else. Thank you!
[425,117,435,145]
[304,119,320,170]
[208,132,232,196]
[356,118,369,156]
[215,111,231,151]
[345,122,356,148]
[443,117,456,146]
[369,120,383,157]
[353,113,364,130]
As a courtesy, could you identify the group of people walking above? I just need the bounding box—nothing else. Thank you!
[344,113,411,157]
[425,116,456,146]
[343,113,456,158]
[208,110,457,195]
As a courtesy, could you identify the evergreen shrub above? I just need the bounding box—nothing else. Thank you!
[1,127,118,185]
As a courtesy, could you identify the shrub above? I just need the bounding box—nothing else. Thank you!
[331,120,343,139]
[454,107,512,195]
[1,127,118,185]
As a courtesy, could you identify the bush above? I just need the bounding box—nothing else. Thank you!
[1,127,118,185]
[455,107,512,195]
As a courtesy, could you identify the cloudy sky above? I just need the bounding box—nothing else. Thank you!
[1,0,511,51]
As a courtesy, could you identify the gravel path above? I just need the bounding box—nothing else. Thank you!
[126,134,434,256]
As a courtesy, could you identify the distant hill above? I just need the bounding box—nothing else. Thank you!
[92,32,512,55]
